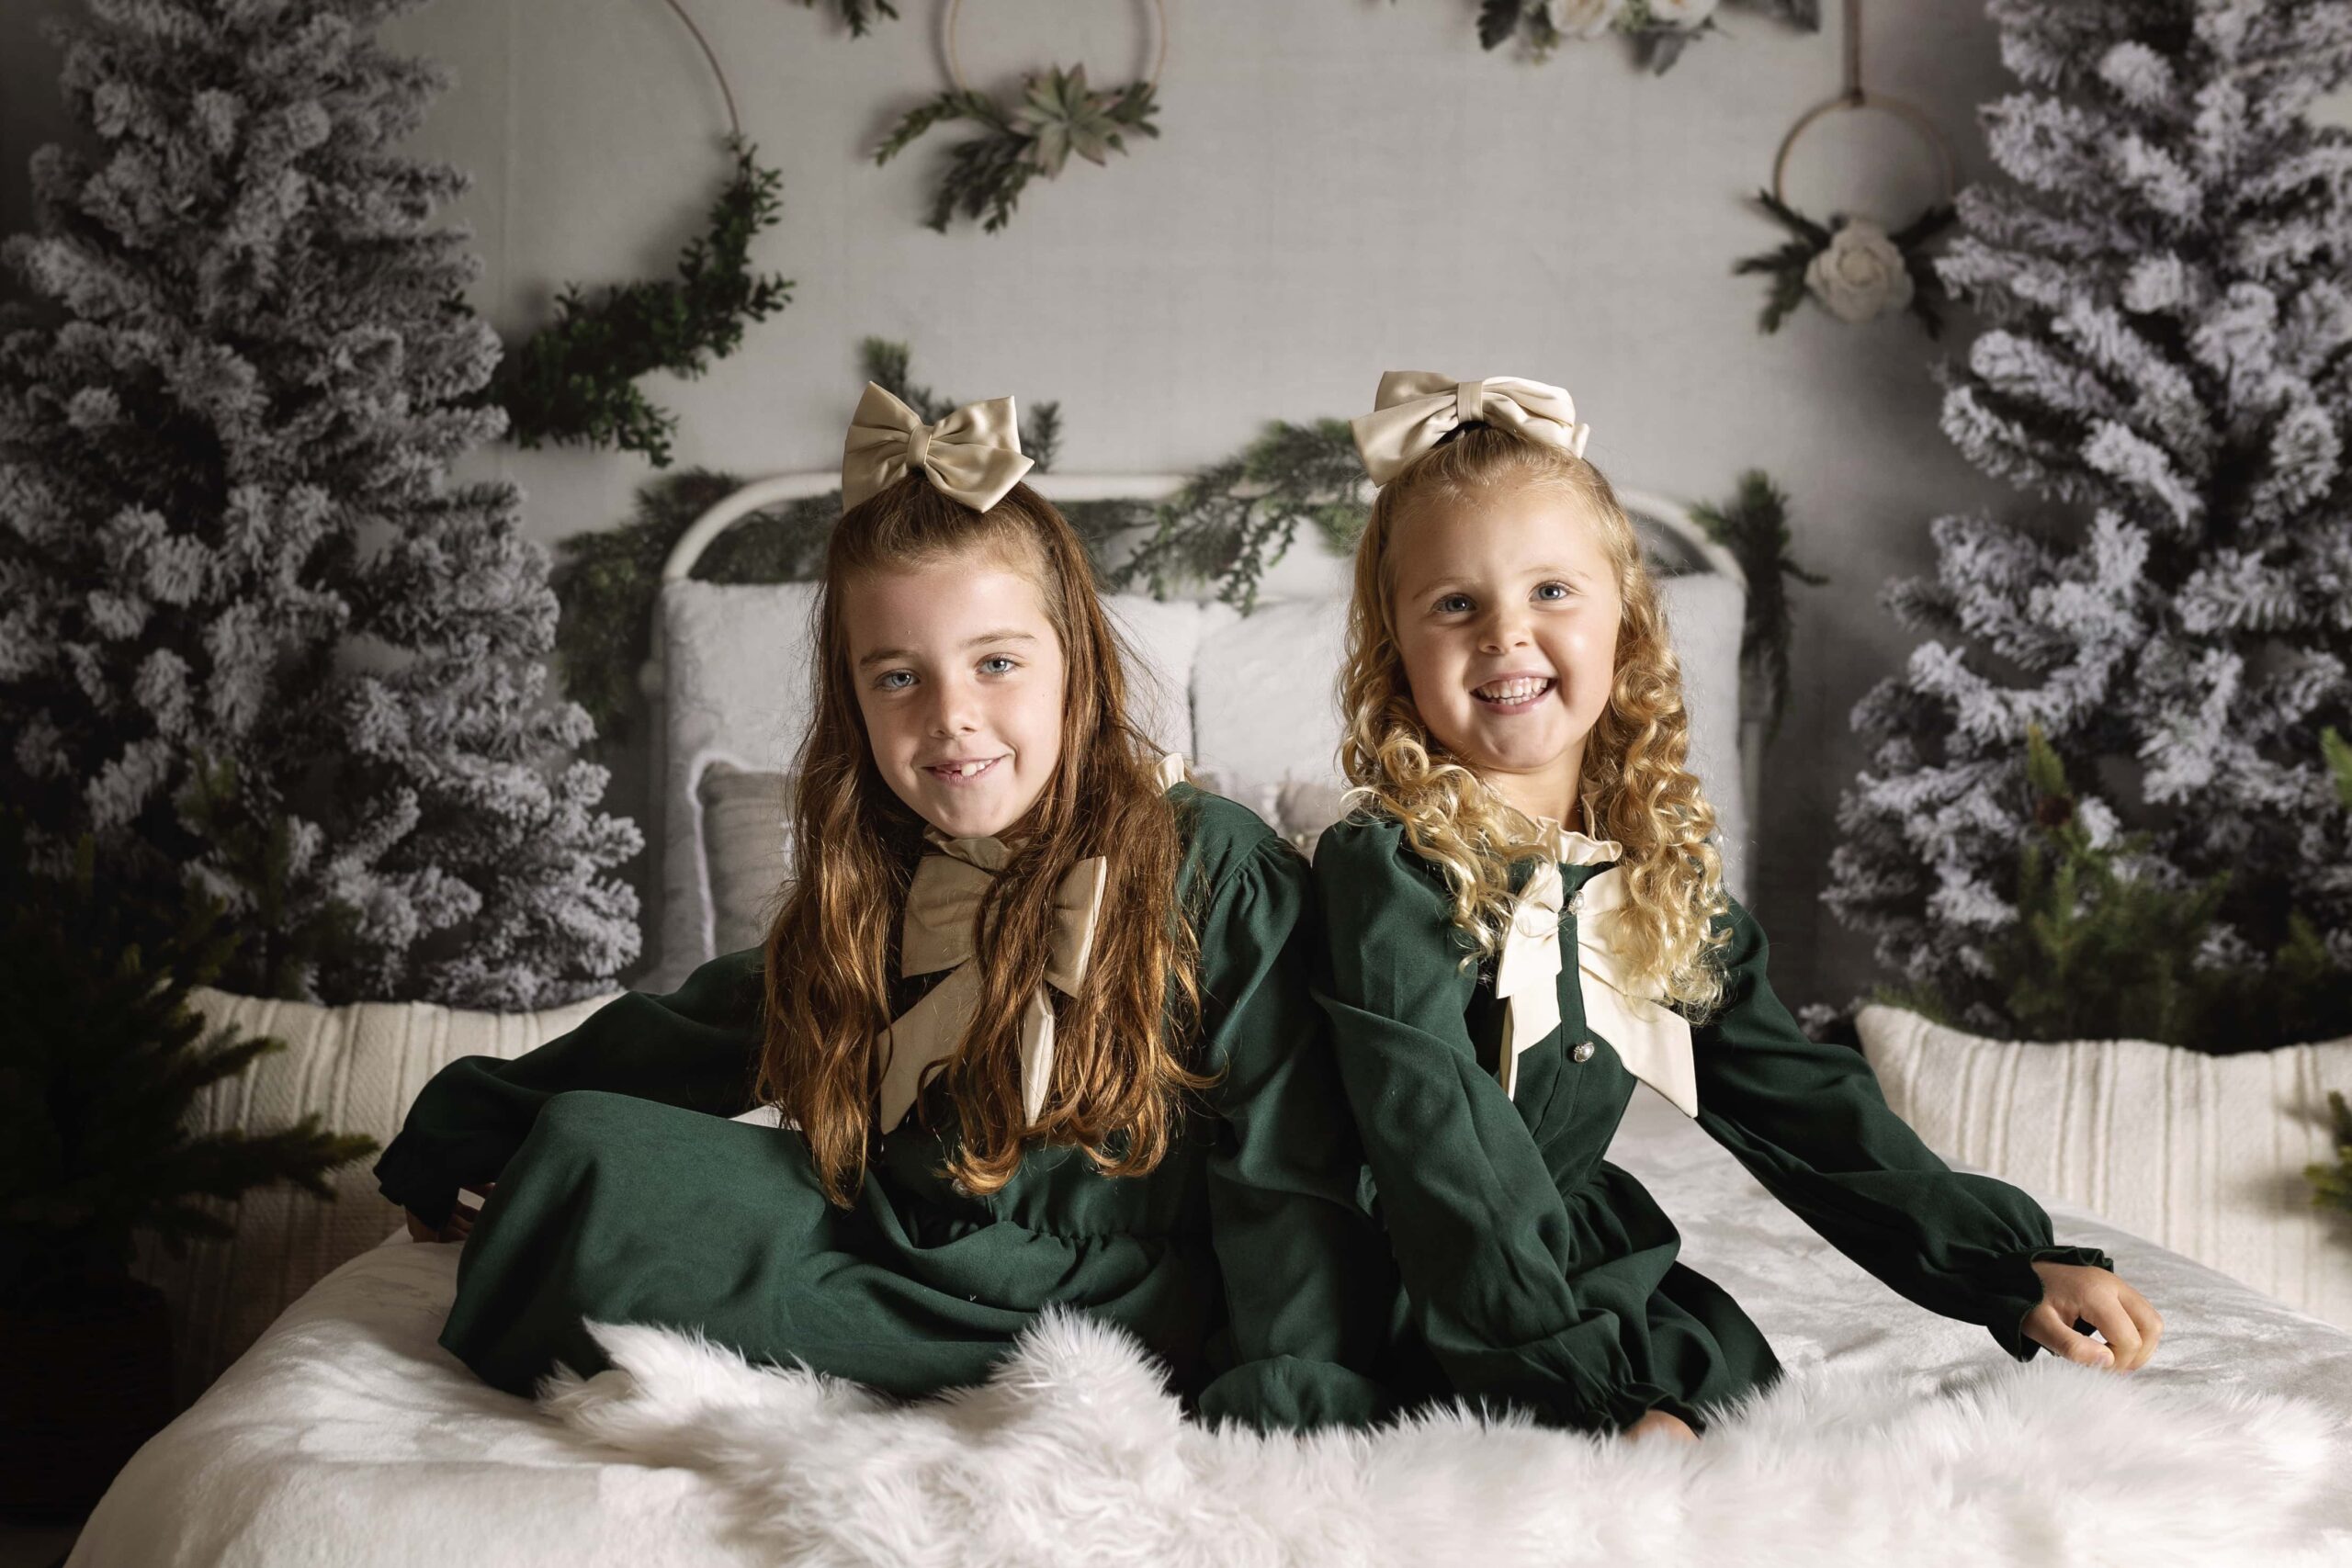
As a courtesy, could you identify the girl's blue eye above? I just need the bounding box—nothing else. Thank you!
[978,655,1017,675]
[876,670,915,691]
[1534,581,1571,602]
[1434,593,1473,615]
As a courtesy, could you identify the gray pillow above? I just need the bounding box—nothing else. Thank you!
[698,761,794,954]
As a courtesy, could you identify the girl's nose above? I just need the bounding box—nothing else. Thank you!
[926,679,982,737]
[1477,608,1532,653]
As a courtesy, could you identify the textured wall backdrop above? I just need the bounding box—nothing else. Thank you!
[5,0,2346,1010]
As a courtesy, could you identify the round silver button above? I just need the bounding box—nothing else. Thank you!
[1571,1041,1596,1063]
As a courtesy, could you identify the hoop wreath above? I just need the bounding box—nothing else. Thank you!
[875,0,1167,234]
[491,0,791,465]
[1735,87,1958,338]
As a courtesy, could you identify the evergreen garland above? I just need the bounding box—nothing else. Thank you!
[492,140,793,467]
[1690,470,1826,743]
[1111,420,1367,612]
[799,0,899,36]
[0,810,376,1309]
[876,67,1159,233]
[1464,0,1818,76]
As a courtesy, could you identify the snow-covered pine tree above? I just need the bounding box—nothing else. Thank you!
[0,0,640,1009]
[1826,0,2352,1038]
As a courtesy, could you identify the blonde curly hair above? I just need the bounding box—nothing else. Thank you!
[1337,425,1732,1014]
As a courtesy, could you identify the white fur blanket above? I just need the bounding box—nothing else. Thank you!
[548,1310,2344,1568]
[71,1090,2352,1568]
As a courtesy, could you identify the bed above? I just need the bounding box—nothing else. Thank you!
[68,474,2352,1566]
[69,1087,2352,1566]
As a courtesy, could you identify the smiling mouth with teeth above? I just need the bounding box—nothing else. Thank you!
[926,757,1003,782]
[1472,677,1555,706]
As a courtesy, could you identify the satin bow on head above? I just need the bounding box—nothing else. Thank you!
[873,753,1190,1133]
[842,381,1035,514]
[1491,818,1699,1120]
[1349,370,1594,487]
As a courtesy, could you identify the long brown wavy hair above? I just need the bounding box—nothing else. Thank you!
[1338,426,1732,1013]
[756,476,1207,1205]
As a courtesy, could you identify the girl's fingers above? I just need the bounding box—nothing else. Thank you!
[2118,1287,2165,1371]
[2084,1294,2142,1371]
[2024,1302,2114,1368]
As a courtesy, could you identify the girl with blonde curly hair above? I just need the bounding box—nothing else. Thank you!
[1314,371,2159,1444]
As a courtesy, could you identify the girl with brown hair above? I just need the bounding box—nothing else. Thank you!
[1312,370,2162,1442]
[374,384,1393,1430]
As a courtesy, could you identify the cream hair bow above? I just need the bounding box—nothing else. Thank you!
[1492,819,1699,1119]
[842,381,1035,513]
[1349,370,1593,486]
[874,753,1189,1132]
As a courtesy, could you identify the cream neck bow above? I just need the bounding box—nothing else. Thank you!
[1349,370,1594,487]
[874,753,1188,1132]
[1491,817,1699,1119]
[842,381,1035,514]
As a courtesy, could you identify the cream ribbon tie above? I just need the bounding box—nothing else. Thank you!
[873,753,1187,1132]
[1350,370,1594,486]
[877,832,1106,1132]
[1493,821,1700,1120]
[842,381,1035,513]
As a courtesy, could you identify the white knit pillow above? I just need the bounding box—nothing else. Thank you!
[1856,1004,2352,1332]
[132,986,620,1402]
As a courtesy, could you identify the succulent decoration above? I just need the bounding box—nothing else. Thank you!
[876,64,1160,233]
[1467,0,1819,75]
[1734,190,1956,337]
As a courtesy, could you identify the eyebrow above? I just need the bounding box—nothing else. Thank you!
[855,629,1039,669]
[1403,564,1595,599]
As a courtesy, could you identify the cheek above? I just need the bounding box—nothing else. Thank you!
[1392,626,1454,703]
[854,692,913,760]
[1015,669,1068,760]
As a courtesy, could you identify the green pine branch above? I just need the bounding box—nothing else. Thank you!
[1690,469,1826,743]
[0,813,378,1307]
[1112,419,1367,613]
[494,140,793,467]
[797,0,899,36]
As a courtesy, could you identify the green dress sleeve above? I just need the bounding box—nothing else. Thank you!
[1182,802,1400,1433]
[1688,898,2115,1361]
[372,950,766,1229]
[1310,818,1673,1434]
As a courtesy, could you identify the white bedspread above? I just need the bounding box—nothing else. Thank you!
[71,1089,2352,1567]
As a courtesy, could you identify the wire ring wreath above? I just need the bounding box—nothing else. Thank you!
[944,0,1168,98]
[876,0,1167,234]
[490,0,793,466]
[1735,0,1959,337]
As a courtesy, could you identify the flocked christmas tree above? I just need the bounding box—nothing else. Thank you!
[0,0,641,1009]
[1826,0,2352,1044]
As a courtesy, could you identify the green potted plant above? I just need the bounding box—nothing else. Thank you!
[0,811,377,1520]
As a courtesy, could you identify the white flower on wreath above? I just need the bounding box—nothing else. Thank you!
[1554,0,1629,41]
[1645,0,1721,27]
[1804,218,1917,324]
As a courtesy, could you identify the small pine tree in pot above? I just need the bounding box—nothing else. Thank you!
[0,812,375,1520]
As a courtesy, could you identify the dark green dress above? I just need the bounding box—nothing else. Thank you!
[1311,814,2115,1436]
[373,786,1396,1432]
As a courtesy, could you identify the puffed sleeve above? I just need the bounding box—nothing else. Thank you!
[1311,818,1685,1434]
[1689,898,2115,1361]
[1187,818,1401,1433]
[373,949,767,1230]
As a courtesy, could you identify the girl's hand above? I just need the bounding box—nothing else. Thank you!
[1623,1408,1699,1443]
[2023,1259,2164,1371]
[402,1183,495,1245]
